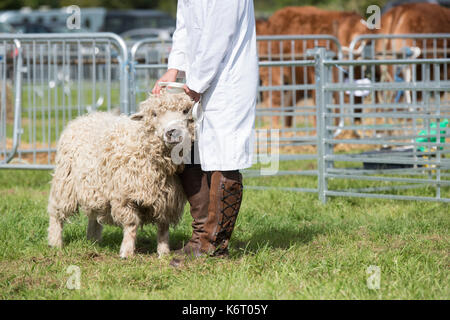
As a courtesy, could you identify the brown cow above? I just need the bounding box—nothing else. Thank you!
[374,3,450,104]
[256,18,269,36]
[261,6,369,47]
[258,6,373,127]
[380,3,450,43]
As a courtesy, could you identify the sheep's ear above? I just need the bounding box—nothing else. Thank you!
[130,112,144,121]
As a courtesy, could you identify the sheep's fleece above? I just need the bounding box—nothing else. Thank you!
[47,93,194,258]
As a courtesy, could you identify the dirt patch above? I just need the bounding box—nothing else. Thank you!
[418,234,448,243]
[9,275,60,292]
[254,122,377,155]
[1,83,14,123]
[256,99,393,155]
[1,138,56,164]
[30,256,54,267]
[0,189,16,195]
[84,252,103,261]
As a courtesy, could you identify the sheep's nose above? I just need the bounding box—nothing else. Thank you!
[166,129,176,139]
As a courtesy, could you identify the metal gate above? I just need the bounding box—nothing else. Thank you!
[0,33,128,169]
[129,38,172,113]
[347,34,450,107]
[313,46,450,203]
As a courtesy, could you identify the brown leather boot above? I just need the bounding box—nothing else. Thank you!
[170,170,243,267]
[201,171,243,257]
[175,164,210,257]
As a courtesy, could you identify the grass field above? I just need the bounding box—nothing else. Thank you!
[0,167,448,300]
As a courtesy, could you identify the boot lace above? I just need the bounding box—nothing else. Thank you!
[213,181,243,253]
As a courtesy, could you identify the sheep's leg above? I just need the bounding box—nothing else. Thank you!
[47,193,77,248]
[120,223,138,259]
[47,164,78,248]
[111,201,140,258]
[48,215,64,248]
[157,223,170,257]
[87,217,103,243]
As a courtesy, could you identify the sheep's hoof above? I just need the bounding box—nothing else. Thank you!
[48,243,62,249]
[119,249,135,259]
[119,252,134,259]
[157,248,170,258]
[48,238,63,248]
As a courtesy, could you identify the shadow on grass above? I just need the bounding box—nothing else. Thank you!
[88,228,190,256]
[153,224,326,258]
[230,224,324,257]
[63,221,325,257]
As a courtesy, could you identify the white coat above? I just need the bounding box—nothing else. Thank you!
[168,0,259,171]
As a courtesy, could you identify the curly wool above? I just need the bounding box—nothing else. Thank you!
[48,93,194,231]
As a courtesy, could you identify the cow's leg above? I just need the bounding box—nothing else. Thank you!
[285,90,294,127]
[271,91,282,128]
[270,67,283,128]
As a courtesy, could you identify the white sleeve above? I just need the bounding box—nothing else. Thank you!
[186,0,240,93]
[168,0,187,71]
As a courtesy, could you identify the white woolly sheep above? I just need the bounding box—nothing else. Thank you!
[47,93,194,258]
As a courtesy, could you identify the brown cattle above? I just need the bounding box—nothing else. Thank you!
[255,18,270,36]
[379,3,450,48]
[1,84,14,124]
[265,6,369,47]
[374,3,450,104]
[258,6,373,127]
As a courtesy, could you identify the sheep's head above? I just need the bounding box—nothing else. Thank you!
[131,93,195,148]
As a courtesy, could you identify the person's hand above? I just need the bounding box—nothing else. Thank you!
[152,69,179,96]
[183,85,201,102]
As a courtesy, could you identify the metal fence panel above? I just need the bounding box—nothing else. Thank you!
[347,34,450,109]
[129,38,172,114]
[0,33,128,169]
[315,47,450,203]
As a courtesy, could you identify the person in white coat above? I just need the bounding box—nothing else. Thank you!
[152,0,258,264]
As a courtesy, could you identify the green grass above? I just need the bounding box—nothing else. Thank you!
[0,168,448,300]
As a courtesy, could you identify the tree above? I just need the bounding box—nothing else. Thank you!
[0,0,23,10]
[22,0,61,8]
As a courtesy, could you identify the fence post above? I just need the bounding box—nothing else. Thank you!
[112,34,130,115]
[128,60,136,114]
[314,47,328,204]
[4,40,23,164]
